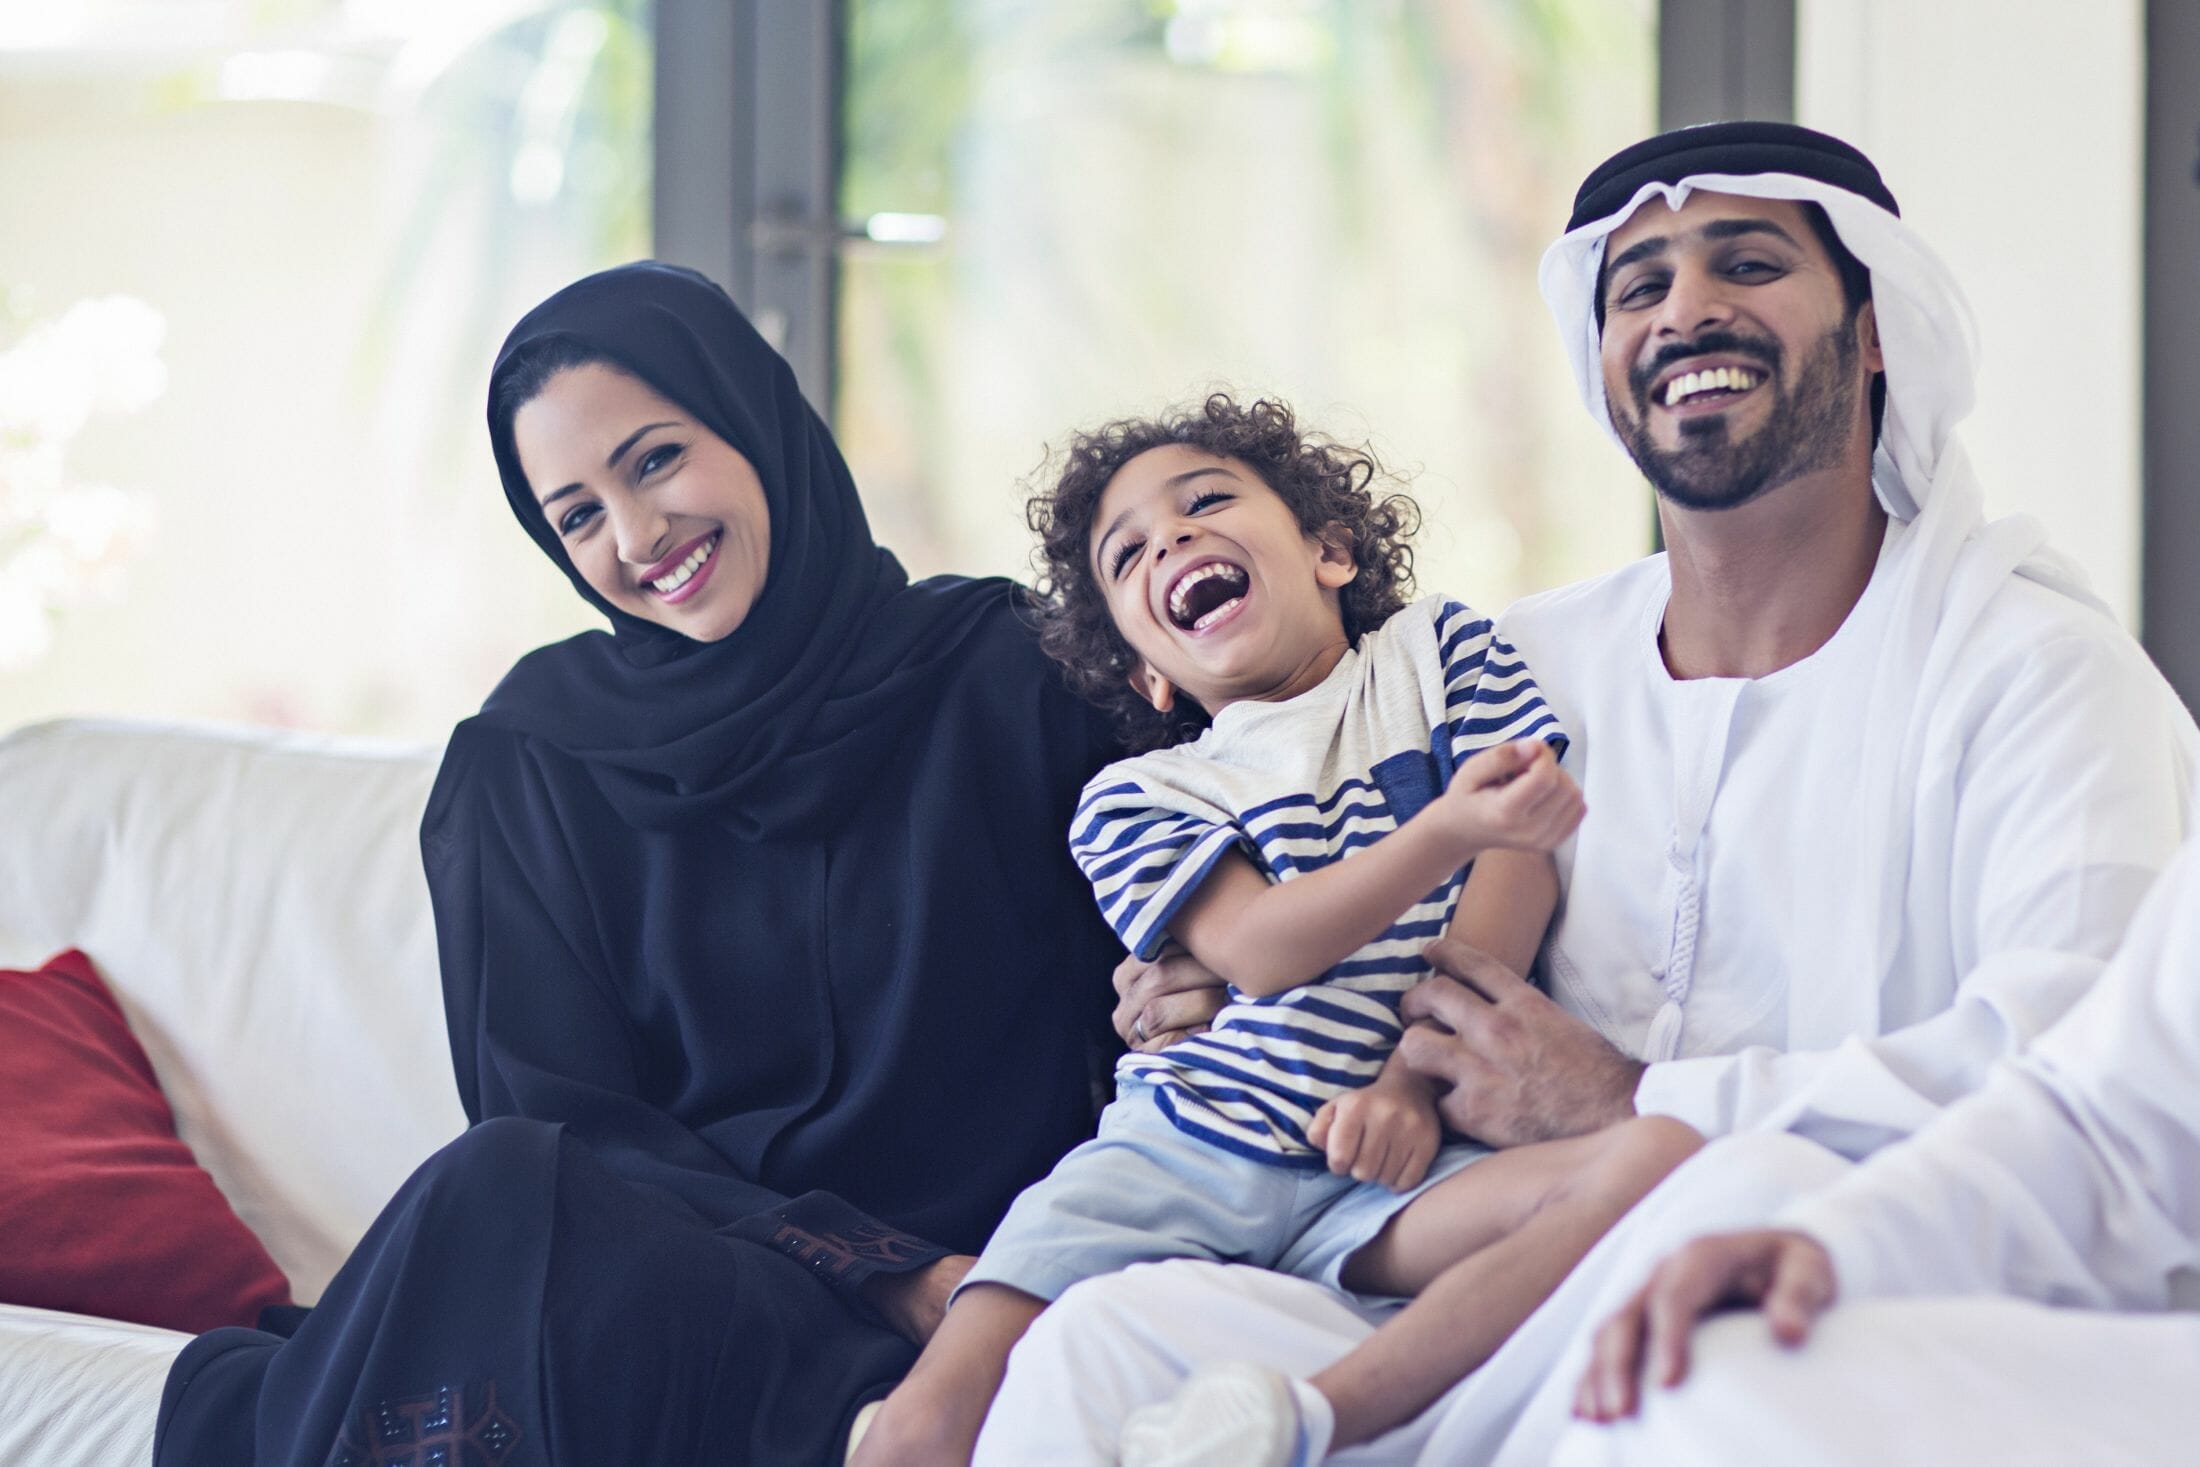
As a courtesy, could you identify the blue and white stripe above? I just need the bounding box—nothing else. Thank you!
[1071,596,1568,1166]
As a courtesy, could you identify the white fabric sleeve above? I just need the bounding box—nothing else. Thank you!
[1773,845,2200,1309]
[1632,629,2190,1154]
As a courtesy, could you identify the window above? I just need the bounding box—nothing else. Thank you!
[6,0,1664,739]
[836,0,1657,610]
[0,0,648,737]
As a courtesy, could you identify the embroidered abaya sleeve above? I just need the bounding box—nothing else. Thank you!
[420,722,947,1297]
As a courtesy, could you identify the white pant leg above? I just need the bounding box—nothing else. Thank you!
[975,1259,1387,1466]
[1549,1298,2200,1467]
[977,1132,1852,1466]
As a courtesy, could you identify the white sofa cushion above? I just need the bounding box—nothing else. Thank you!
[0,1304,181,1467]
[0,719,467,1304]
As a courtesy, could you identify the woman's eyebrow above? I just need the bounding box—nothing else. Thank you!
[537,421,681,509]
[607,421,678,470]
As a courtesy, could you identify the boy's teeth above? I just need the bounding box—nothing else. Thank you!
[651,535,716,594]
[1167,561,1243,622]
[1191,596,1243,631]
[1663,364,1760,407]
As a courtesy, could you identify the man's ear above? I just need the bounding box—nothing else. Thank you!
[1128,660,1177,713]
[1315,525,1358,591]
[1857,299,1884,374]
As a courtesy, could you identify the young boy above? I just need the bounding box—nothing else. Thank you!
[855,395,1699,1467]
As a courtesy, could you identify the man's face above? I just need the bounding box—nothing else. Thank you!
[1597,192,1882,512]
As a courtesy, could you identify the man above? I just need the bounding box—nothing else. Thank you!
[973,121,2199,1466]
[1563,837,2200,1465]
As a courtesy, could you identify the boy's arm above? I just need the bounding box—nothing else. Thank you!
[1171,819,1479,997]
[1444,847,1560,980]
[1171,741,1579,998]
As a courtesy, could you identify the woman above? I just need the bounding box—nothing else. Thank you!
[153,262,1126,1465]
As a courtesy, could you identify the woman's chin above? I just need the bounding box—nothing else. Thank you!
[663,587,763,642]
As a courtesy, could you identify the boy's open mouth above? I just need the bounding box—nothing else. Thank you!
[1167,559,1250,632]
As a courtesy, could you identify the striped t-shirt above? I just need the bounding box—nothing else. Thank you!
[1072,596,1568,1166]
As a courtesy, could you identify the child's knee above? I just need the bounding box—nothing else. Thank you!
[1615,1115,1706,1169]
[1567,1116,1705,1208]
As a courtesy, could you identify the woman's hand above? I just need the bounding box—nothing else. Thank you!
[859,1254,976,1346]
[1574,1229,1838,1422]
[1113,941,1229,1052]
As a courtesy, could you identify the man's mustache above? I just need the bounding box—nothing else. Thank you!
[1629,332,1782,406]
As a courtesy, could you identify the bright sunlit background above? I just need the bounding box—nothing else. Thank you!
[0,0,2157,740]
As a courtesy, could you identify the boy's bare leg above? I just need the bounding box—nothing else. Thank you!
[848,1283,1046,1467]
[1316,1116,1703,1449]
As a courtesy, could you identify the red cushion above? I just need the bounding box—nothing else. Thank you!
[0,949,291,1333]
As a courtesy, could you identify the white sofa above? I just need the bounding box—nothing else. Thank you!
[0,719,467,1467]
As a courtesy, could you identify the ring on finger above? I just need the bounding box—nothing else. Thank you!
[1133,1015,1149,1043]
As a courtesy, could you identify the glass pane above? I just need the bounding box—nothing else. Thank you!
[0,0,649,738]
[838,0,1655,613]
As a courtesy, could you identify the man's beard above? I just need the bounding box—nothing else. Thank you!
[1613,323,1861,512]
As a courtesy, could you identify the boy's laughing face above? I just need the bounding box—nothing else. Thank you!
[1088,444,1357,718]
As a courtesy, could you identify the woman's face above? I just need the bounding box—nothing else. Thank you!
[514,362,772,642]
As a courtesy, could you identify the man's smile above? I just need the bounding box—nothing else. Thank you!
[1633,334,1782,425]
[1657,362,1764,412]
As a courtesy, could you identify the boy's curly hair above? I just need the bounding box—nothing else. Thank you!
[1026,393,1421,751]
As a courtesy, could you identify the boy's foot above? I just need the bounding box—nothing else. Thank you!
[1117,1362,1331,1467]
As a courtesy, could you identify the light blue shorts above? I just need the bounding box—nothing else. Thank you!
[962,1081,1488,1305]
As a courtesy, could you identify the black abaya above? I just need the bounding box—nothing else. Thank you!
[154,265,1124,1466]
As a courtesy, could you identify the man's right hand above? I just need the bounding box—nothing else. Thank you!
[1112,941,1228,1052]
[1575,1228,1839,1423]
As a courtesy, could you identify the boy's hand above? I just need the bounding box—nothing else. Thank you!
[1438,739,1584,855]
[1307,1070,1441,1191]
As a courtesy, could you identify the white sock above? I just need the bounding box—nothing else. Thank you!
[1283,1377,1335,1466]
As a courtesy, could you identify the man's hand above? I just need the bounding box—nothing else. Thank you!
[858,1253,976,1346]
[1112,941,1228,1052]
[1575,1229,1838,1423]
[1397,939,1643,1146]
[1306,1069,1441,1191]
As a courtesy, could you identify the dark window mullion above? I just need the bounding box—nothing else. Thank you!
[651,0,839,416]
[1649,0,1796,551]
[2144,0,2200,712]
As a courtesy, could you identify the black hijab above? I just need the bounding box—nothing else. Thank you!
[481,261,1003,841]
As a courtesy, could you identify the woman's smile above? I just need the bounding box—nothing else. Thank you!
[641,530,721,604]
